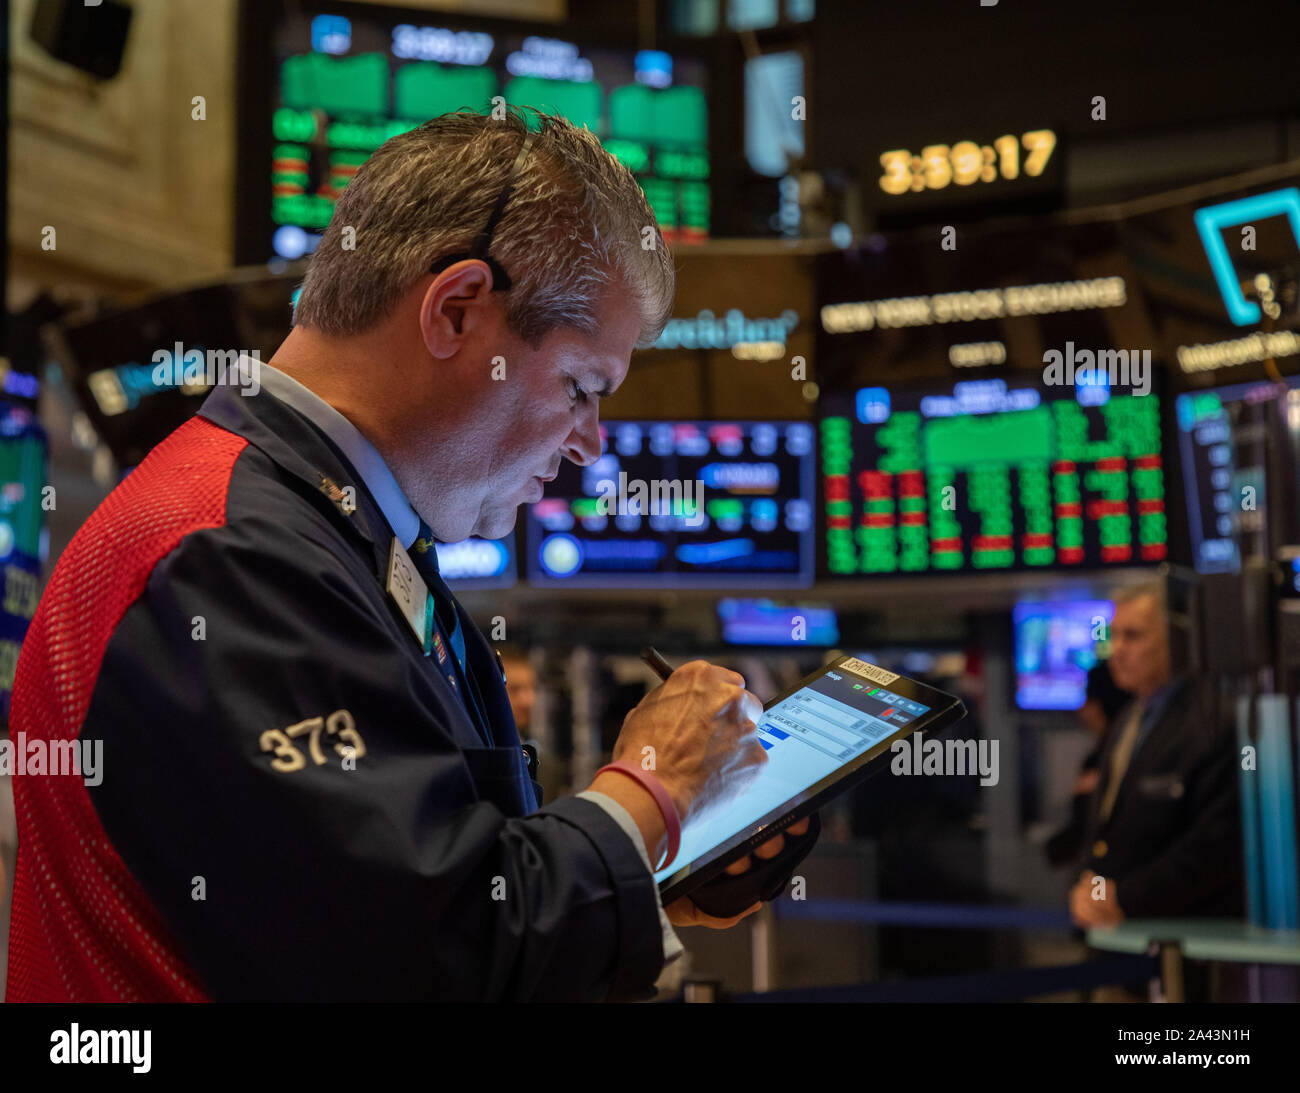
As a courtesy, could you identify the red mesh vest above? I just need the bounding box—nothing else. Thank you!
[6,416,247,1001]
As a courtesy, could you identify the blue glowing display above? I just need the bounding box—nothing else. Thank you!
[1174,373,1300,574]
[526,420,815,587]
[1013,600,1112,710]
[718,598,839,646]
[434,535,516,589]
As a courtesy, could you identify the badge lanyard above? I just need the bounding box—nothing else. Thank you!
[422,584,494,747]
[386,535,493,746]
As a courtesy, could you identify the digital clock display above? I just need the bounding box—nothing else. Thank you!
[879,130,1058,196]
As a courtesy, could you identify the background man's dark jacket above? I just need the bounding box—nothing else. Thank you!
[1080,678,1244,917]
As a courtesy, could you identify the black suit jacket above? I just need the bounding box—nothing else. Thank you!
[1080,678,1244,917]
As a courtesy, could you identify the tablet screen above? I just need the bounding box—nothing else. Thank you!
[654,659,931,884]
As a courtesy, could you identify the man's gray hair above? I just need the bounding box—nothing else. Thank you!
[293,108,675,349]
[1111,579,1167,611]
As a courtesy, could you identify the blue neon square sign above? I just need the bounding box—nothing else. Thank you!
[1193,187,1300,326]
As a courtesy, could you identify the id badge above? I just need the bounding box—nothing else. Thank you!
[386,536,430,652]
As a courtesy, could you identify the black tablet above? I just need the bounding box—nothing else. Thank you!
[656,654,967,904]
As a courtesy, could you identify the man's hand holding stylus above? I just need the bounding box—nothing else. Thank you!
[588,658,811,928]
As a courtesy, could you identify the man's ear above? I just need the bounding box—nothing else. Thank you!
[419,260,497,360]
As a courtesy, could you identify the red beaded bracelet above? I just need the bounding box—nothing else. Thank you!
[595,760,682,872]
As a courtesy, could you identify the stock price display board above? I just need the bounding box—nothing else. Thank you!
[1174,373,1300,574]
[820,378,1167,576]
[265,9,710,260]
[526,421,815,587]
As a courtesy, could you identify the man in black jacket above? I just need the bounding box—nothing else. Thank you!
[8,109,815,1002]
[1068,583,1244,928]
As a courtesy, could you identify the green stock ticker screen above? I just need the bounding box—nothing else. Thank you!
[268,9,710,261]
[820,377,1168,576]
[0,404,47,717]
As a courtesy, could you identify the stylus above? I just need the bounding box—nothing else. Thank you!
[641,646,674,682]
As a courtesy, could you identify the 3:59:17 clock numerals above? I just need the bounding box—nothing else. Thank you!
[879,130,1057,195]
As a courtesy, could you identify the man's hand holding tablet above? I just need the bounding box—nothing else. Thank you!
[663,814,813,927]
[590,656,819,928]
[655,655,967,913]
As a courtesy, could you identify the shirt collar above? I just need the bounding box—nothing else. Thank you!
[249,357,420,550]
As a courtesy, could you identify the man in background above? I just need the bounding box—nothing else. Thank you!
[498,645,537,740]
[1068,582,1243,998]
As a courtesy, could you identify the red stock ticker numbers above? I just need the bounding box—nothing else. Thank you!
[820,378,1167,575]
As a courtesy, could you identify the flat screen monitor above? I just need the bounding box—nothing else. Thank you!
[0,403,48,720]
[820,375,1167,576]
[1013,599,1112,710]
[526,420,815,587]
[46,284,248,470]
[256,4,711,262]
[433,536,516,590]
[1174,373,1300,574]
[717,597,838,646]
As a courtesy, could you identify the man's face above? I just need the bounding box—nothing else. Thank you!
[1107,594,1171,696]
[503,659,536,732]
[420,285,639,542]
